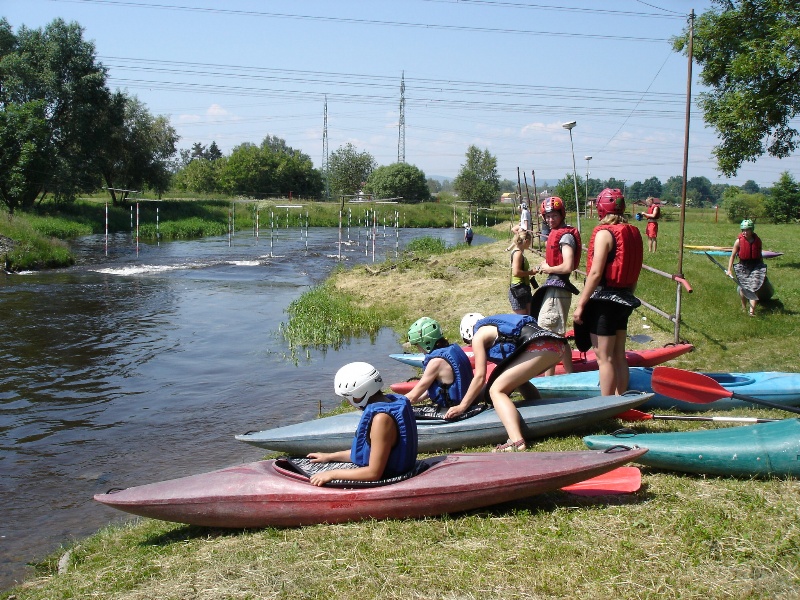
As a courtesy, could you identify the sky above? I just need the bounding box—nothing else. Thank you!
[5,0,799,189]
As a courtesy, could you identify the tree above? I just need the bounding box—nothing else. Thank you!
[641,176,663,199]
[327,143,376,198]
[674,1,800,176]
[453,145,499,207]
[206,141,223,161]
[687,176,715,207]
[96,93,178,204]
[0,100,50,214]
[365,163,430,203]
[723,188,766,222]
[172,157,221,194]
[764,171,800,223]
[552,173,581,213]
[0,18,111,210]
[742,179,760,194]
[661,175,684,203]
[190,142,206,160]
[426,177,442,194]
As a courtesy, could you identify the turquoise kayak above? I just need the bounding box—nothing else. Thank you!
[236,392,652,454]
[583,419,800,478]
[531,368,800,412]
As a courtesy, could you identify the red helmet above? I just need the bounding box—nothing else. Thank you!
[596,188,625,218]
[540,196,566,217]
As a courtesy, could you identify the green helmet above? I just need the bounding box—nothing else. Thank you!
[408,317,443,353]
[740,219,755,230]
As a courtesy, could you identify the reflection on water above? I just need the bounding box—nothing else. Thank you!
[0,227,482,588]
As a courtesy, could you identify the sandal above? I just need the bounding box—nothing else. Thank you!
[493,438,526,453]
[749,308,756,317]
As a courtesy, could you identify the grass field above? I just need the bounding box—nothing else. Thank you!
[3,206,799,599]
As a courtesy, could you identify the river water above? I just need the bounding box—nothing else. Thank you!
[0,225,480,589]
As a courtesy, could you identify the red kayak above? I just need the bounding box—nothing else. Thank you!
[94,448,647,528]
[390,343,694,394]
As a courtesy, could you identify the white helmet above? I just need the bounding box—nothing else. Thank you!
[460,312,485,343]
[334,362,383,408]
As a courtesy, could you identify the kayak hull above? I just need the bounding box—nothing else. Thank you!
[583,419,800,478]
[94,448,647,527]
[236,392,653,453]
[530,368,800,412]
[389,343,694,370]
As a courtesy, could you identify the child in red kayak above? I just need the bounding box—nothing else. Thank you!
[307,362,418,486]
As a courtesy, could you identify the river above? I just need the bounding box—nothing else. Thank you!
[0,225,482,589]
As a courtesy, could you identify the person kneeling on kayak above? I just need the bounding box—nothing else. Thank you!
[453,314,566,452]
[404,316,475,410]
[307,362,418,486]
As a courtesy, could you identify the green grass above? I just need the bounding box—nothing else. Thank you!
[3,204,799,599]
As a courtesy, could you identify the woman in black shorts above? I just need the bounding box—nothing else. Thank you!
[573,189,643,396]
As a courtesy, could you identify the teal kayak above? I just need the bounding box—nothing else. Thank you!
[583,419,800,478]
[531,368,800,412]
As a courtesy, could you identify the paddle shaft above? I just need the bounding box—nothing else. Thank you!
[705,252,758,301]
[618,409,778,424]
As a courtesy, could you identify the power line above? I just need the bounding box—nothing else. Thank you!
[53,0,674,42]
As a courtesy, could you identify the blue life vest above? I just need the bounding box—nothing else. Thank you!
[422,343,473,408]
[350,394,418,478]
[474,314,562,362]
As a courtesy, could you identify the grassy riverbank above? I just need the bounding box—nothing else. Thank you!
[4,215,799,599]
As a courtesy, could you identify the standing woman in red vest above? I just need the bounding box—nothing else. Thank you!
[573,189,643,396]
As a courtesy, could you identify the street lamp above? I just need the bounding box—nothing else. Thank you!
[562,121,581,234]
[584,156,592,218]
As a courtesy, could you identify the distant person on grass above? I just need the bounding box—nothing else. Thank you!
[642,197,661,253]
[307,362,418,486]
[573,188,643,396]
[506,202,533,251]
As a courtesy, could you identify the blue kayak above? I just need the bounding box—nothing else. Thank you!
[236,392,652,454]
[531,368,800,412]
[583,418,800,478]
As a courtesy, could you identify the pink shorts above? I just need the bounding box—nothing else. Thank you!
[524,339,565,354]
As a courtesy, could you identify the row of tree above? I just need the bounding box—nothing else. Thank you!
[0,18,178,213]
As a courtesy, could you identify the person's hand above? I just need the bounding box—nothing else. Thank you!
[309,471,336,486]
[307,452,331,463]
[444,404,467,420]
[573,306,584,325]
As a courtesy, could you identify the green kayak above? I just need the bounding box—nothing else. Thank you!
[583,419,800,478]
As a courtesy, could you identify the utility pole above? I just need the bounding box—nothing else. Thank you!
[398,71,406,163]
[323,96,329,200]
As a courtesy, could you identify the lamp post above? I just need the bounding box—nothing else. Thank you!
[562,121,580,234]
[584,156,592,218]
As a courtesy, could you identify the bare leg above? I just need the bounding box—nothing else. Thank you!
[592,332,620,396]
[488,351,561,445]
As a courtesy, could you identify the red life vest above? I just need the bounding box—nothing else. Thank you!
[545,225,582,271]
[738,233,762,261]
[587,223,643,288]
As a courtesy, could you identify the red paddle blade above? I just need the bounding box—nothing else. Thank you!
[615,409,653,421]
[651,366,734,404]
[561,467,641,496]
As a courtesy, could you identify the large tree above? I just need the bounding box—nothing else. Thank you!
[453,145,499,207]
[97,93,178,204]
[674,1,800,176]
[327,143,376,199]
[0,18,111,210]
[365,163,430,203]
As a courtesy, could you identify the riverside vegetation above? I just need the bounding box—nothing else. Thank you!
[3,205,799,599]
